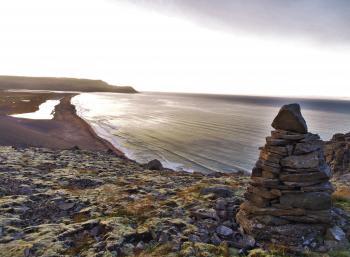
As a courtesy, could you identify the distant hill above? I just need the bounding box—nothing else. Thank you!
[0,76,138,93]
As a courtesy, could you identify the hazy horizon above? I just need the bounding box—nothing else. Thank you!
[1,0,350,97]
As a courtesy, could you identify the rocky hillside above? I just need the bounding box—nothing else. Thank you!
[0,146,349,257]
[0,146,254,257]
[0,76,137,93]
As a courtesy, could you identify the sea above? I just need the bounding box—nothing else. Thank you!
[72,92,350,174]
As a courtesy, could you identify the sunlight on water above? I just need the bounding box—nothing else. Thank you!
[72,93,350,174]
[11,99,60,120]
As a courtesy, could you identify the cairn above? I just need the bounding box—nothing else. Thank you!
[236,103,334,250]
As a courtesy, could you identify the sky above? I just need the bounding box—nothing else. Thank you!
[0,0,350,97]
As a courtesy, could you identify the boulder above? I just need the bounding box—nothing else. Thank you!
[271,103,308,134]
[216,225,234,237]
[146,159,163,170]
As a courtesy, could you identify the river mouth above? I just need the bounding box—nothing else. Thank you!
[11,99,61,120]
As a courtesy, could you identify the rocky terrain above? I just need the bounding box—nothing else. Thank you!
[0,150,348,257]
[0,146,254,257]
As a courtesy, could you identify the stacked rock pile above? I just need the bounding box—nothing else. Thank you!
[236,103,336,250]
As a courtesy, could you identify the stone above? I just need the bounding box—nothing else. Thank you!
[300,182,334,193]
[326,226,347,241]
[271,103,308,133]
[250,177,279,187]
[146,159,163,170]
[58,202,75,211]
[279,192,331,210]
[240,201,306,216]
[216,225,233,237]
[281,151,320,169]
[265,137,289,146]
[279,170,330,183]
[294,140,323,155]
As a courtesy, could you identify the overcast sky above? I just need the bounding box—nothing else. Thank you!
[0,0,349,97]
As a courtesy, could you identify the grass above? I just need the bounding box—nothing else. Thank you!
[332,186,350,212]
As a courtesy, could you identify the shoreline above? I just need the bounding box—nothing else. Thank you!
[56,95,125,157]
[0,91,125,156]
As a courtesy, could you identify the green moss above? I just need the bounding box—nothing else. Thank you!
[137,243,176,257]
[334,198,350,213]
[247,249,289,257]
[179,242,231,257]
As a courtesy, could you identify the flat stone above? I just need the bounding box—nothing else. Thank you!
[265,137,289,146]
[271,103,308,134]
[255,215,289,226]
[279,192,331,210]
[293,140,323,155]
[280,170,330,183]
[300,182,334,193]
[250,177,280,187]
[271,130,306,141]
[58,202,75,211]
[282,180,328,187]
[240,201,306,216]
[281,151,320,169]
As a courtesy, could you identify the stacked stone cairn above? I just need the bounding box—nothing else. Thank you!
[236,103,337,251]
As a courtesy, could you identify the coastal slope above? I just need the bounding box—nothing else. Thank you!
[0,76,137,93]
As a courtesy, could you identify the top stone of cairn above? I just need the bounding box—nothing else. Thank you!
[271,103,308,134]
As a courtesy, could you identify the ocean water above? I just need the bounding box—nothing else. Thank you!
[72,92,350,173]
[11,99,60,120]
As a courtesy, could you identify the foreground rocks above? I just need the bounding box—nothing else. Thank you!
[0,146,253,257]
[236,103,349,253]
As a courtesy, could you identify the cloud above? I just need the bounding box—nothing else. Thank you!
[125,0,350,44]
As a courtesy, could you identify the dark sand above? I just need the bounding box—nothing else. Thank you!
[0,91,124,156]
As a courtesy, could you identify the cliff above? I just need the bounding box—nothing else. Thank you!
[0,76,138,93]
